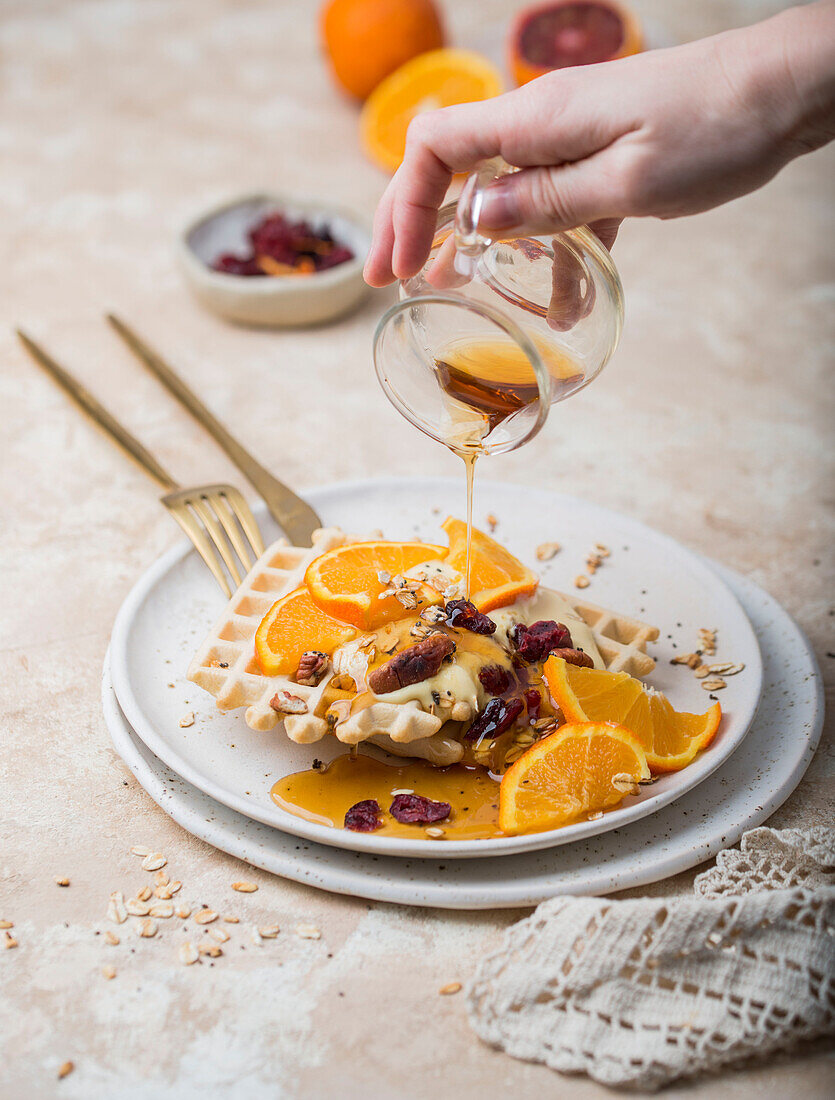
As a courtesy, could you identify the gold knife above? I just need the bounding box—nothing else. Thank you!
[106,313,321,546]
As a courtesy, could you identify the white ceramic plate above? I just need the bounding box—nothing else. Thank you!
[109,477,763,859]
[102,563,823,908]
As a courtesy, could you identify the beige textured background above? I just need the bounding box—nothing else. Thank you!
[0,1,832,1096]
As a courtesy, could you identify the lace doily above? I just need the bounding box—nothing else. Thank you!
[467,829,835,1091]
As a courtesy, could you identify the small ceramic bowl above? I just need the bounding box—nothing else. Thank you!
[178,192,371,327]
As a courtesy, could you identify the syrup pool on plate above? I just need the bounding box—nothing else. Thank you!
[272,752,503,840]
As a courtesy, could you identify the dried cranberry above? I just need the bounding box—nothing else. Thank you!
[317,245,354,270]
[479,664,511,696]
[525,689,541,721]
[212,253,265,277]
[445,599,496,635]
[344,799,382,832]
[512,620,573,662]
[466,696,524,741]
[389,793,451,825]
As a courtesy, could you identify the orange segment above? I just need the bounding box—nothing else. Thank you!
[543,656,643,724]
[442,516,538,612]
[544,656,722,773]
[499,721,650,835]
[255,586,357,678]
[304,540,448,631]
[360,49,503,172]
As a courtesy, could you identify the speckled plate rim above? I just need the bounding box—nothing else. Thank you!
[109,478,762,858]
[101,562,824,908]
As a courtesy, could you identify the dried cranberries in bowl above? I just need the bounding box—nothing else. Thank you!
[212,210,354,277]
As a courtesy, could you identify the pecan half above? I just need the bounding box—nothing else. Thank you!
[269,691,308,714]
[295,650,329,686]
[550,647,594,668]
[368,633,455,695]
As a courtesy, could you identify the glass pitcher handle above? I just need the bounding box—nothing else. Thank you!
[453,158,517,275]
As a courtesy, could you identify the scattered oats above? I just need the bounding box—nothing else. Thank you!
[179,941,199,966]
[693,666,711,679]
[486,513,498,531]
[420,605,448,624]
[198,943,222,958]
[223,916,240,924]
[179,712,195,728]
[258,924,280,939]
[104,931,120,946]
[126,900,151,917]
[358,634,376,649]
[149,902,174,919]
[295,923,321,940]
[611,773,639,794]
[394,589,419,610]
[670,653,692,665]
[54,877,70,887]
[154,870,169,887]
[57,1061,74,1080]
[106,891,128,924]
[425,827,445,838]
[175,905,192,920]
[574,575,590,589]
[0,921,13,929]
[4,932,18,949]
[535,542,561,561]
[136,918,158,938]
[587,811,604,820]
[194,909,218,925]
[701,678,727,691]
[327,699,351,726]
[376,569,391,584]
[101,965,116,981]
[595,544,611,557]
[586,553,603,573]
[439,982,462,995]
[391,788,414,796]
[706,661,744,676]
[251,926,263,946]
[208,927,230,943]
[130,845,151,857]
[231,881,258,893]
[141,853,166,872]
[137,886,152,902]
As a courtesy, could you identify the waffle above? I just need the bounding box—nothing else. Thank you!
[188,530,659,735]
[550,590,658,678]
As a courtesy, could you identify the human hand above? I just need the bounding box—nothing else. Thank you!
[364,2,835,287]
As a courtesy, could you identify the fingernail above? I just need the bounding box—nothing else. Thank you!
[479,179,520,230]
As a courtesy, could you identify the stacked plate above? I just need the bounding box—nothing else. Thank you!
[105,478,823,908]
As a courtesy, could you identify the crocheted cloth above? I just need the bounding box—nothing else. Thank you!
[467,828,835,1091]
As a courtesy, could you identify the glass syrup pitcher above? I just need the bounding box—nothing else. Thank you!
[372,158,625,462]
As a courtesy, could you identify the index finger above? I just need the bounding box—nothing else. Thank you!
[374,98,508,283]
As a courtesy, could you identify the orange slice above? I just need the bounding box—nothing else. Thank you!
[304,540,448,631]
[499,721,650,835]
[442,516,538,612]
[255,586,357,678]
[360,49,502,173]
[544,656,722,772]
[508,2,643,87]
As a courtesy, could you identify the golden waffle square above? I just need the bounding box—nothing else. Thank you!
[189,531,659,733]
[188,527,350,731]
[550,590,659,677]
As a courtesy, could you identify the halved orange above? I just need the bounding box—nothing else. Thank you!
[304,540,448,631]
[544,656,722,772]
[442,516,538,612]
[360,48,503,172]
[255,586,357,678]
[499,720,650,835]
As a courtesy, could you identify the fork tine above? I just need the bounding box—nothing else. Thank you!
[217,486,265,559]
[210,492,257,574]
[165,502,232,597]
[188,495,245,589]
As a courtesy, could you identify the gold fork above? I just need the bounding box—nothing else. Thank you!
[18,331,265,597]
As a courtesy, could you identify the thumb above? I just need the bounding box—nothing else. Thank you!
[478,163,615,239]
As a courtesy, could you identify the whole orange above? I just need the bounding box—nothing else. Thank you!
[321,0,445,100]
